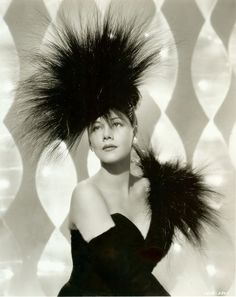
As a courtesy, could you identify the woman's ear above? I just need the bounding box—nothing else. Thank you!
[133,126,138,145]
[133,136,138,145]
[133,124,138,138]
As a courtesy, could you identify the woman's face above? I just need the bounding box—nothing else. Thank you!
[88,111,135,164]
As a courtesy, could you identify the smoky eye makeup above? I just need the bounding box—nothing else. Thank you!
[112,120,123,127]
[91,123,102,132]
[88,122,100,133]
[111,113,131,126]
[91,117,102,127]
[110,117,124,124]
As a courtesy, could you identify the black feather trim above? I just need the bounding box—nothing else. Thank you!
[16,6,161,155]
[135,147,220,256]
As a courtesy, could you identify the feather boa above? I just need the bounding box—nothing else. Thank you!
[136,148,220,257]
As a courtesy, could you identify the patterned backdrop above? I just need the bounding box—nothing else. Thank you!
[0,0,235,295]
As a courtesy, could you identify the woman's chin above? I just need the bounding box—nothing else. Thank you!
[100,156,124,164]
[98,151,131,164]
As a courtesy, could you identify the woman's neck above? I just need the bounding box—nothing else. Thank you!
[96,154,132,197]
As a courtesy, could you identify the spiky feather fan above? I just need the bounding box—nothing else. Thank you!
[135,148,220,260]
[16,8,160,155]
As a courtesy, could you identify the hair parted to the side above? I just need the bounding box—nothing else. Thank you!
[14,2,162,159]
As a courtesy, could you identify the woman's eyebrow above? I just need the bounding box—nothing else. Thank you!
[110,117,121,120]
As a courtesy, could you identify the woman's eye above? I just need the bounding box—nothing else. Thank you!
[112,122,122,127]
[92,126,100,131]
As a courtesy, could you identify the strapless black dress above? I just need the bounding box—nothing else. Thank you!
[58,213,170,296]
[58,149,219,296]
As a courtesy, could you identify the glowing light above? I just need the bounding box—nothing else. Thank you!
[214,38,222,45]
[1,81,14,93]
[198,79,209,91]
[0,205,8,214]
[173,243,182,253]
[41,166,53,178]
[144,33,150,38]
[158,152,173,163]
[207,34,213,40]
[205,174,224,186]
[0,179,10,190]
[0,268,14,280]
[208,200,222,210]
[160,48,169,59]
[206,264,216,276]
[58,141,67,151]
[201,121,222,141]
[158,152,184,165]
[37,260,66,275]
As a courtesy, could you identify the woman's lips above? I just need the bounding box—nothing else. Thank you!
[102,145,117,151]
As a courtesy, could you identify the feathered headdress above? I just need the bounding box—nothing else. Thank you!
[16,5,160,155]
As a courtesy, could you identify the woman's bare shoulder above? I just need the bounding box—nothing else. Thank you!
[73,178,101,198]
[69,178,115,241]
[71,178,110,215]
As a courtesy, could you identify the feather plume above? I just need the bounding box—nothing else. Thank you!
[135,147,220,256]
[16,6,160,155]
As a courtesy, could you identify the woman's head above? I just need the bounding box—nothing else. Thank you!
[88,109,137,164]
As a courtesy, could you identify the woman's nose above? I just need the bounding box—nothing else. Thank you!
[103,124,113,140]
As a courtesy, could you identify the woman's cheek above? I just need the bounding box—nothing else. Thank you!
[90,132,101,149]
[122,133,133,148]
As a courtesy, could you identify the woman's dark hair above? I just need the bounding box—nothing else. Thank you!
[115,109,138,129]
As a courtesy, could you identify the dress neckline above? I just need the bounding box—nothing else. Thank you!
[110,212,151,241]
[70,212,152,242]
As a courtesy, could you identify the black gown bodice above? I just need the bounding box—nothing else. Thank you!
[58,213,170,296]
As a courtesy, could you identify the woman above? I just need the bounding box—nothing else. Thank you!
[57,111,219,296]
[16,4,219,296]
[58,109,174,296]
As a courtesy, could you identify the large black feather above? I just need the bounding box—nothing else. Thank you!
[135,147,220,257]
[16,6,160,155]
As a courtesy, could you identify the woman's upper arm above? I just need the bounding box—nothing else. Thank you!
[69,182,115,242]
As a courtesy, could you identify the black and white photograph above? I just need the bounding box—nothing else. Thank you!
[0,0,235,295]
